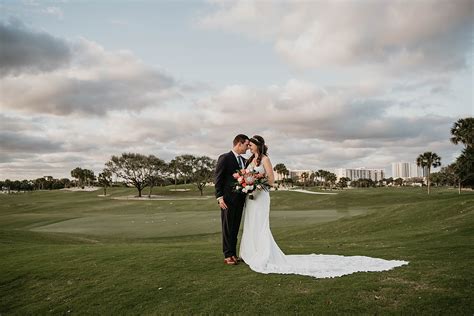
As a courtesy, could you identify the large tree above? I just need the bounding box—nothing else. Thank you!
[82,169,96,186]
[450,118,474,193]
[70,167,84,187]
[70,167,95,188]
[191,156,216,196]
[168,158,180,190]
[174,154,195,185]
[454,146,474,192]
[146,156,167,197]
[326,172,337,190]
[416,152,441,194]
[450,117,473,149]
[337,177,350,189]
[106,153,163,197]
[438,164,459,187]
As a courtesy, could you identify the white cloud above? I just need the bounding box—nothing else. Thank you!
[0,26,181,116]
[200,0,474,73]
[42,6,63,19]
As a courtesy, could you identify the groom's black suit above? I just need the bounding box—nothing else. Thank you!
[215,151,246,258]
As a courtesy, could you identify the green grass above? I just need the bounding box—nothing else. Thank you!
[1,185,473,314]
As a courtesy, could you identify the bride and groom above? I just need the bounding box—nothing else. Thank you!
[215,134,408,278]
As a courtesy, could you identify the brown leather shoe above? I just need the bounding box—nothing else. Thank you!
[224,257,236,265]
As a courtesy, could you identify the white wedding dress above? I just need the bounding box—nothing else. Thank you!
[239,164,408,278]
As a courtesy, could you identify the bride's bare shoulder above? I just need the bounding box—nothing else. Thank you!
[261,155,272,163]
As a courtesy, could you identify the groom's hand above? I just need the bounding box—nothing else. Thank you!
[218,198,228,210]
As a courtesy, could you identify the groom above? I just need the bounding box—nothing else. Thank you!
[215,134,249,265]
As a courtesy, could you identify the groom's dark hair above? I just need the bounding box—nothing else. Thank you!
[233,134,249,146]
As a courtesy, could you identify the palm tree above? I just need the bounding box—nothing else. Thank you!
[273,163,287,186]
[416,152,442,194]
[327,172,337,190]
[317,169,332,189]
[300,172,309,189]
[283,169,290,187]
[450,117,473,148]
[309,172,316,186]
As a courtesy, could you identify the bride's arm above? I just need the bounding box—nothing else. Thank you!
[262,156,275,186]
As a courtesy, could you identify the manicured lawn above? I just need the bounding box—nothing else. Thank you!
[1,186,473,314]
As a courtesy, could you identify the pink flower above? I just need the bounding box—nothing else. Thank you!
[233,173,240,179]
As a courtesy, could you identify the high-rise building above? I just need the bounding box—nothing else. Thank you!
[391,162,425,179]
[335,168,385,182]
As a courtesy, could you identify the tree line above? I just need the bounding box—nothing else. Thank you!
[2,118,471,196]
[271,118,473,194]
[0,154,216,197]
[0,177,72,193]
[101,153,216,197]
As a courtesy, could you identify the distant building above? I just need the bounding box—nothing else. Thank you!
[391,162,425,179]
[335,168,385,182]
[274,172,285,181]
[289,170,312,181]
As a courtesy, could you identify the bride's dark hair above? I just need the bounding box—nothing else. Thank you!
[247,135,268,167]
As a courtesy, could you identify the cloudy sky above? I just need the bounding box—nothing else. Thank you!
[0,0,473,180]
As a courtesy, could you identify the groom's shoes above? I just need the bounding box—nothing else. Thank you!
[224,257,237,265]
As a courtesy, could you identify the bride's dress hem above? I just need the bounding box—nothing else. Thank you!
[245,253,409,279]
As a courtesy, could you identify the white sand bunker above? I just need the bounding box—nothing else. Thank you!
[292,189,338,195]
[62,186,100,192]
[112,195,212,201]
[284,189,338,195]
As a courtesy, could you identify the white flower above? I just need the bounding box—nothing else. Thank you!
[238,177,243,183]
[242,188,248,193]
[247,185,254,191]
[236,186,240,190]
[257,184,262,189]
[245,176,255,184]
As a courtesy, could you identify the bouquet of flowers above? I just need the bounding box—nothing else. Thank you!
[233,166,271,200]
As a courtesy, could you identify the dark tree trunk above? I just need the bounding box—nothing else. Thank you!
[427,167,431,195]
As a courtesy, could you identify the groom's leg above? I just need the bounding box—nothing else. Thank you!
[221,208,233,258]
[230,203,244,256]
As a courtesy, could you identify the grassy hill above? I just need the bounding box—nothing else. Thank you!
[0,186,473,314]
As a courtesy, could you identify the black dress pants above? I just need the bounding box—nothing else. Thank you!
[221,199,244,258]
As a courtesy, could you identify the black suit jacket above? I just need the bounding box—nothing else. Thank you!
[214,151,246,203]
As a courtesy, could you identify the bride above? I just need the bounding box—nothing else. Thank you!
[239,135,408,278]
